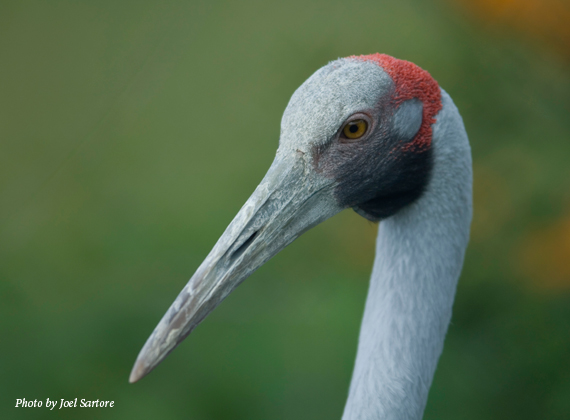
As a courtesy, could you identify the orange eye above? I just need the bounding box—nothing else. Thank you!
[342,119,368,139]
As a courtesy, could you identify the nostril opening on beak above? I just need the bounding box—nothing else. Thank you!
[229,230,259,263]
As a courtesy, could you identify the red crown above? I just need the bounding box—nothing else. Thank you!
[351,53,442,152]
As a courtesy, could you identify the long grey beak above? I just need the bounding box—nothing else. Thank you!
[129,153,341,383]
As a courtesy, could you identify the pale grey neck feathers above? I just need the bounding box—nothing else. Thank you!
[342,90,472,420]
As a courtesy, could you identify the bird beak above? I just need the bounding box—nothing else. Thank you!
[129,152,341,383]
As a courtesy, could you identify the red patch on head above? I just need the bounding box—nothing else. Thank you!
[350,53,442,151]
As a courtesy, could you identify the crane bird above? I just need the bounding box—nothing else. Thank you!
[130,53,472,420]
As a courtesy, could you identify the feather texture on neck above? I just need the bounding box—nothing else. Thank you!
[342,89,472,420]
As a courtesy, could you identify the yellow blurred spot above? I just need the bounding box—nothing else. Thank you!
[456,0,570,58]
[517,215,570,290]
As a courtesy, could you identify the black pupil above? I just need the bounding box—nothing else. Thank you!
[349,123,359,133]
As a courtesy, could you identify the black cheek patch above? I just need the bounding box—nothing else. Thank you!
[352,147,433,221]
[314,98,433,222]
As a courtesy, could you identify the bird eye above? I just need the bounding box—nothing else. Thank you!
[342,119,368,140]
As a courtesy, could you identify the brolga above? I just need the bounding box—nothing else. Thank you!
[130,53,473,420]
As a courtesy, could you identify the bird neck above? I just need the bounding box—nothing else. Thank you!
[342,90,472,420]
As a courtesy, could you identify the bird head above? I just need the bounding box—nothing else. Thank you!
[130,54,442,382]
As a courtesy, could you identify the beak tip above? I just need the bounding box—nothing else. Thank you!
[128,312,190,385]
[129,358,150,384]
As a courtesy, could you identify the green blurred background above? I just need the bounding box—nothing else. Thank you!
[2,0,570,418]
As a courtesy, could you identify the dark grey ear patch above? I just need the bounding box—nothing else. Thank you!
[315,97,433,222]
